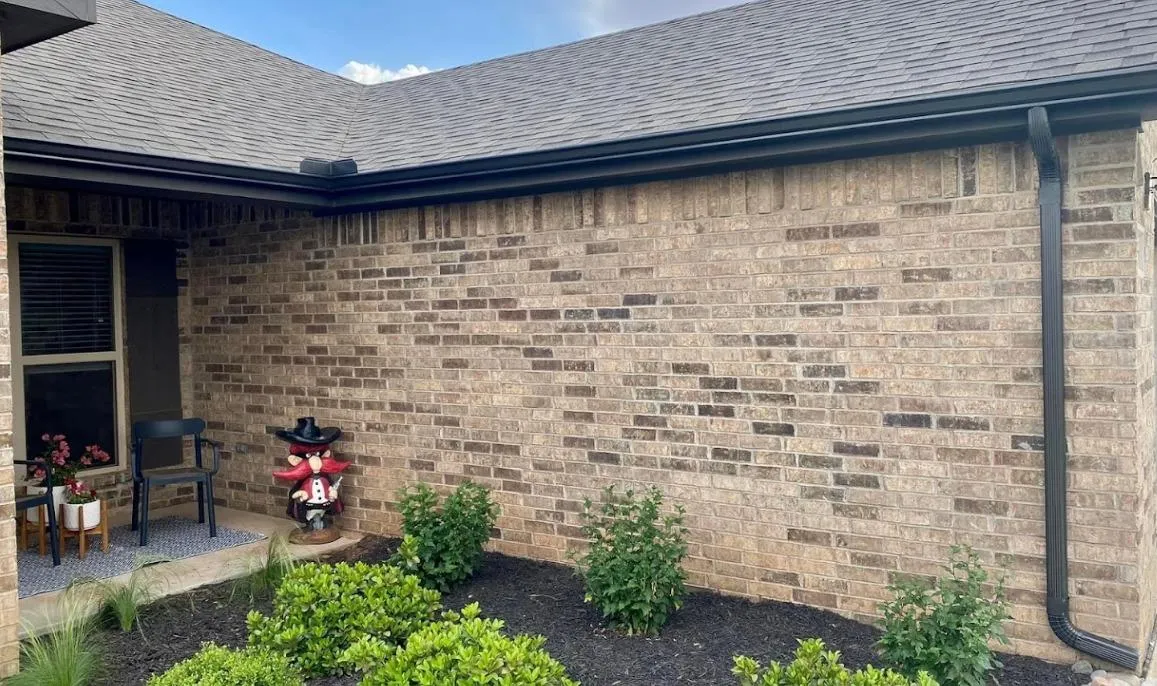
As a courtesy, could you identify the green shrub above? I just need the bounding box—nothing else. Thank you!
[246,561,441,677]
[877,546,1009,686]
[147,643,300,686]
[733,639,938,686]
[572,485,688,635]
[392,480,498,590]
[357,603,577,686]
[9,599,102,686]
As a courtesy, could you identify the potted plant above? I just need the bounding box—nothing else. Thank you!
[27,437,111,523]
[26,433,74,523]
[62,479,101,531]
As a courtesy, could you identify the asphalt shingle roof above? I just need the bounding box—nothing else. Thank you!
[5,0,1157,174]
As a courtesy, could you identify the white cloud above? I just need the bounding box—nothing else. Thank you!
[576,0,748,35]
[338,61,433,84]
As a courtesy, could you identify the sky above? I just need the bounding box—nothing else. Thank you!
[142,0,746,83]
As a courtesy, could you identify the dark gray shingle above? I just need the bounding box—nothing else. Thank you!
[5,0,1157,175]
[3,0,362,171]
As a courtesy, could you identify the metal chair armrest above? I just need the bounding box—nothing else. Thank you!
[199,438,223,475]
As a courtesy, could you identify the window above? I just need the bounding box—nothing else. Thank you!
[11,237,126,470]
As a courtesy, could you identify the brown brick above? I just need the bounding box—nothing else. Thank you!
[954,498,1010,516]
[755,334,798,347]
[833,473,881,489]
[700,376,738,389]
[711,447,752,462]
[788,528,832,546]
[623,294,657,306]
[901,267,952,283]
[588,451,621,465]
[832,504,880,520]
[753,422,795,436]
[883,413,931,428]
[803,365,846,378]
[550,270,583,282]
[833,442,880,457]
[633,415,667,428]
[834,287,879,301]
[833,381,880,394]
[800,304,843,317]
[936,416,991,431]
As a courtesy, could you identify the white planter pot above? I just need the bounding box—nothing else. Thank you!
[26,485,67,523]
[63,500,101,532]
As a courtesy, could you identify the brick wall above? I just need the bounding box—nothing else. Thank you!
[178,129,1152,663]
[1136,117,1157,677]
[0,42,18,679]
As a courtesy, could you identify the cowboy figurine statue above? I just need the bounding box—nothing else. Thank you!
[273,417,350,544]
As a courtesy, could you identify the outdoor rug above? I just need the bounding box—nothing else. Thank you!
[18,516,266,598]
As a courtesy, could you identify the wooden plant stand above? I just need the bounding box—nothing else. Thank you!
[59,500,110,560]
[18,505,51,557]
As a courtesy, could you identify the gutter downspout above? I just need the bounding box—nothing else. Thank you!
[1028,105,1140,671]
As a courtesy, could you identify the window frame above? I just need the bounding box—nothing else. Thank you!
[10,234,128,477]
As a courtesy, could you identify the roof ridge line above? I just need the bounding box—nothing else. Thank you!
[360,0,768,92]
[337,81,370,161]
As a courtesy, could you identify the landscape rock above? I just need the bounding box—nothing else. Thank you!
[1073,661,1093,675]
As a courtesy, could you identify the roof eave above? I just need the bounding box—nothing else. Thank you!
[4,139,335,207]
[0,0,96,53]
[327,70,1157,212]
[6,69,1156,211]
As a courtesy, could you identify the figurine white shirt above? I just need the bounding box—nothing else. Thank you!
[308,477,328,504]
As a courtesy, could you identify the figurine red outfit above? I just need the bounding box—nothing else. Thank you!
[272,417,349,544]
[274,444,349,523]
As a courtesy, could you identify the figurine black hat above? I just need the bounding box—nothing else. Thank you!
[276,417,341,445]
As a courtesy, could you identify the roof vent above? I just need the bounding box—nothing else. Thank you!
[300,157,358,177]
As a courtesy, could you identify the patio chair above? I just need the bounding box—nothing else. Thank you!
[132,418,220,547]
[14,459,61,566]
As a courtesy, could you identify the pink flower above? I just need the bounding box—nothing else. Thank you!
[41,433,50,442]
[52,434,65,443]
[33,468,45,480]
[80,456,92,466]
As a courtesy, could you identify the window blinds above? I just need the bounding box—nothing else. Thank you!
[19,243,115,356]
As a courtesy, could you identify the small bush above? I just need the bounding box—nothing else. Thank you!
[246,561,442,677]
[573,485,688,635]
[393,480,498,590]
[147,643,300,686]
[733,638,938,686]
[877,546,1009,686]
[9,596,102,686]
[357,603,578,686]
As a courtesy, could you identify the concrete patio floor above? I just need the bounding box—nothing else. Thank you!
[18,503,361,636]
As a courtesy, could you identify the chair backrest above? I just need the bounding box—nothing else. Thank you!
[132,418,207,479]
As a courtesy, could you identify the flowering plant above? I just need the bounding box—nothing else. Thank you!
[81,443,112,468]
[65,478,99,505]
[31,433,74,485]
[27,434,112,486]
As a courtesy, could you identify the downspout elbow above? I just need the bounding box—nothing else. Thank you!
[1028,105,1139,671]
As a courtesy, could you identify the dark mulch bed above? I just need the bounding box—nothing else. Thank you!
[96,535,1082,685]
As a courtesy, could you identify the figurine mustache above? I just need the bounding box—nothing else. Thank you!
[272,455,350,481]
